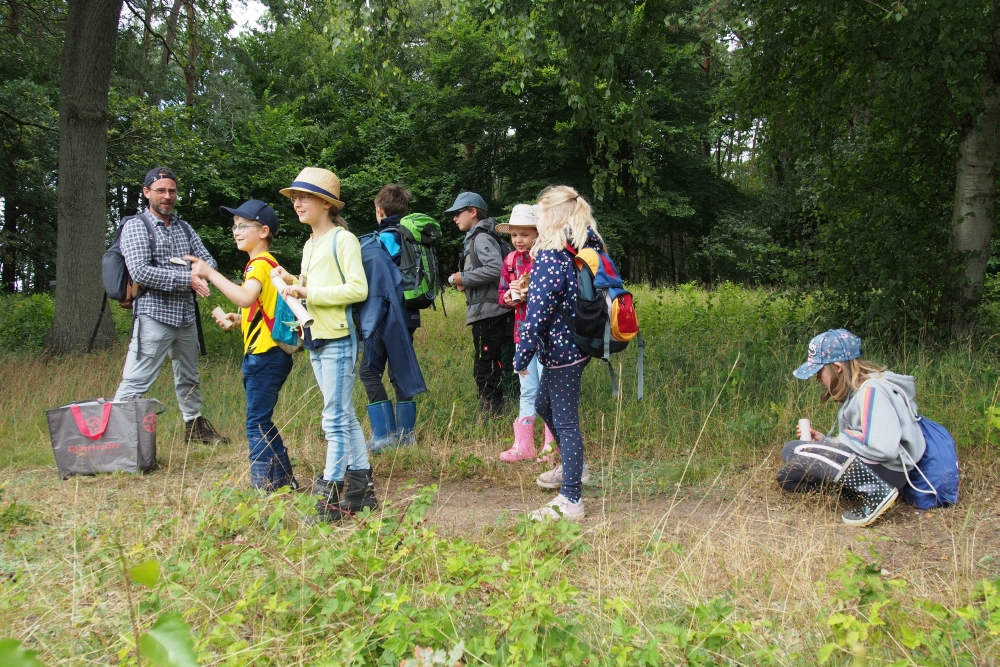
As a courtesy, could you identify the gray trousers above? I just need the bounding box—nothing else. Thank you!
[114,315,202,422]
[776,439,907,492]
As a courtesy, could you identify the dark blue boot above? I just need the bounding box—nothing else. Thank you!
[366,400,398,452]
[271,450,298,491]
[250,459,273,491]
[396,400,417,447]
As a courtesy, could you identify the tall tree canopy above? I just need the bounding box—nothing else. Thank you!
[1,0,998,348]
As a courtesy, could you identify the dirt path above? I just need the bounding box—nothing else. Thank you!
[378,473,1000,583]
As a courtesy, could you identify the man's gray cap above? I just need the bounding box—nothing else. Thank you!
[444,192,488,215]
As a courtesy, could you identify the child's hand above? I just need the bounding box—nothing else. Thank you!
[270,266,293,284]
[281,284,307,299]
[796,422,822,441]
[184,255,211,280]
[214,311,239,330]
[503,290,515,306]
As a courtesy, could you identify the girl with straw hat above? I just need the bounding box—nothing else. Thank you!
[271,167,378,522]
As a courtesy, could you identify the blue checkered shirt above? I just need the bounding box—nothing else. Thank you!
[120,211,217,327]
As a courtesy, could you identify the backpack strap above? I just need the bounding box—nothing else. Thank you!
[899,446,939,499]
[133,214,159,360]
[244,255,280,331]
[331,228,358,364]
[636,330,644,401]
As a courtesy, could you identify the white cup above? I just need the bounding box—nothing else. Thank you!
[798,418,812,441]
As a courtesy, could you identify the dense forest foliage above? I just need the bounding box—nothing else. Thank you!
[0,0,997,346]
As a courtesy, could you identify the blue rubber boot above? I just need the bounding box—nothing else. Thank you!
[271,450,299,491]
[366,400,398,452]
[396,400,417,447]
[250,459,273,491]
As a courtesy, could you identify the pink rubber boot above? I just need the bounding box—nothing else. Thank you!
[499,417,537,462]
[536,424,557,463]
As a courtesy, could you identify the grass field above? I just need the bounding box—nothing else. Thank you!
[1,285,998,665]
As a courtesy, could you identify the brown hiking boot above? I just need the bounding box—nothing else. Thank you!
[184,416,230,444]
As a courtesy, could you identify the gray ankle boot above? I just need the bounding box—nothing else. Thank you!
[313,477,348,523]
[340,468,378,513]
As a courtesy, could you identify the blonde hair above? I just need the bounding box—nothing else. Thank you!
[533,185,604,257]
[822,358,887,403]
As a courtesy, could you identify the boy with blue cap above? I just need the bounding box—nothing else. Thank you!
[778,328,926,526]
[186,200,298,491]
[446,192,514,417]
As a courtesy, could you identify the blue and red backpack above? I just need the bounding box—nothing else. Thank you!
[566,243,644,400]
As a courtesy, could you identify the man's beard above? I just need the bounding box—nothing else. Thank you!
[151,201,173,217]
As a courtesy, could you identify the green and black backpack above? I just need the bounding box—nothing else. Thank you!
[397,213,442,310]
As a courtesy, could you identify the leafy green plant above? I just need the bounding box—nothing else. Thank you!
[0,295,55,351]
[0,639,46,667]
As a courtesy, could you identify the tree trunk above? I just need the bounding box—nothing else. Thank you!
[184,0,197,112]
[2,200,17,292]
[949,75,1000,308]
[44,0,124,353]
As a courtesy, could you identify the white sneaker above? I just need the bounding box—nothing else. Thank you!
[536,463,590,489]
[529,494,585,521]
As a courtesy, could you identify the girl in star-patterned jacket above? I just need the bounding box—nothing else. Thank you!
[514,185,603,521]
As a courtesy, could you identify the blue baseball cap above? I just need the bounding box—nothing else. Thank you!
[220,199,279,235]
[144,167,177,188]
[444,192,488,215]
[793,329,862,379]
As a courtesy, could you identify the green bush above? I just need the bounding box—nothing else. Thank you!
[0,294,54,351]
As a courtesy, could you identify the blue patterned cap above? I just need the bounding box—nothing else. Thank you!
[793,329,862,379]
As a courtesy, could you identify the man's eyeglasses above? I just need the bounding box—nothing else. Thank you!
[232,223,261,233]
[150,188,177,196]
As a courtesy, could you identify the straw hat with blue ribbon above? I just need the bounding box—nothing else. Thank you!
[280,167,345,211]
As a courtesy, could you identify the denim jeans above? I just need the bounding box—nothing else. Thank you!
[517,354,542,419]
[115,315,202,421]
[242,348,294,487]
[310,337,369,481]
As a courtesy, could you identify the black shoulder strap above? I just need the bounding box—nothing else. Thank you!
[177,218,194,244]
[130,212,158,264]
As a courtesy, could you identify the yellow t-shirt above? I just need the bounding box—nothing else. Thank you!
[241,251,280,354]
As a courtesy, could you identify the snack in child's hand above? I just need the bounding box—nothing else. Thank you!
[515,272,530,292]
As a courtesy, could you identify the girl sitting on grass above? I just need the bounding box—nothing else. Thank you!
[778,328,925,526]
[515,185,601,521]
[495,204,559,463]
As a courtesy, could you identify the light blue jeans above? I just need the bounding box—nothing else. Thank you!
[309,338,369,481]
[518,354,542,419]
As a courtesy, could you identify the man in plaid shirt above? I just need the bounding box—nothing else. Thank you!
[113,167,229,444]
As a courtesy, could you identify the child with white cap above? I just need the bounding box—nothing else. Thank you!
[495,204,558,462]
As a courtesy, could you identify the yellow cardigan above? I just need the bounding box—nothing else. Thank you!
[300,227,368,339]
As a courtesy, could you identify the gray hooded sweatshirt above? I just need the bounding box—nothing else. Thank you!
[460,217,508,324]
[825,371,926,473]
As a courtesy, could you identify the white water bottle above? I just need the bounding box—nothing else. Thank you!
[798,418,812,441]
